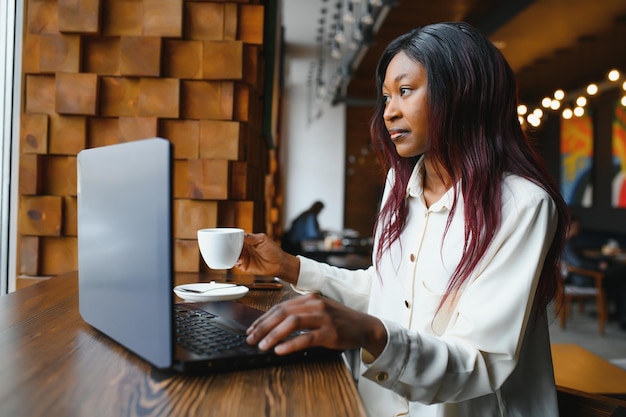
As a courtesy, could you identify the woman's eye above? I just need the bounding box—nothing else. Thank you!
[400,87,410,96]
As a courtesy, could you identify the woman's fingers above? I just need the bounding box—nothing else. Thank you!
[246,294,348,355]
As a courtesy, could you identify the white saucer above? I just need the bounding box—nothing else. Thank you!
[173,282,249,302]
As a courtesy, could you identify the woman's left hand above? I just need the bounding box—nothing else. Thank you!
[246,293,387,357]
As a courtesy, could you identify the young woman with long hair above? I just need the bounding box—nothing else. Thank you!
[237,22,568,416]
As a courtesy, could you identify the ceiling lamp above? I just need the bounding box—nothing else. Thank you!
[307,0,398,117]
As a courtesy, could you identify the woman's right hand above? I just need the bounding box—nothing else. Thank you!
[235,233,300,284]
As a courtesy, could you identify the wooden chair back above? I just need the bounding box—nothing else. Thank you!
[556,263,607,335]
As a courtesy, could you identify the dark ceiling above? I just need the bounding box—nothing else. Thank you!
[345,0,626,105]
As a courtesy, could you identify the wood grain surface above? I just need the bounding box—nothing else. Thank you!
[0,272,366,417]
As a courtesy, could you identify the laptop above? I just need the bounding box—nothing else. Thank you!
[76,137,339,374]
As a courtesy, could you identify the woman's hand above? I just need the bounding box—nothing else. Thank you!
[235,233,300,284]
[246,293,388,358]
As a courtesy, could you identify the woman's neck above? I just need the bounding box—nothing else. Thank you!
[422,154,453,207]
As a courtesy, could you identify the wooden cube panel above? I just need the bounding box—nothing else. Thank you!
[202,41,243,80]
[229,161,263,201]
[100,76,140,117]
[243,45,260,87]
[19,195,62,236]
[39,33,80,73]
[19,236,40,276]
[119,117,158,142]
[144,0,183,37]
[58,0,100,33]
[138,78,180,118]
[185,2,224,40]
[63,196,77,236]
[27,0,59,34]
[87,118,120,148]
[239,5,264,45]
[199,120,242,160]
[55,72,98,115]
[42,156,77,197]
[181,81,233,120]
[102,0,143,36]
[186,159,229,200]
[234,83,250,122]
[25,75,56,114]
[120,36,161,77]
[19,154,42,196]
[20,113,48,154]
[224,3,238,41]
[173,160,189,199]
[174,239,200,273]
[49,114,87,155]
[173,199,218,239]
[160,119,199,159]
[163,40,203,80]
[83,37,120,75]
[22,35,41,74]
[217,201,254,232]
[39,237,78,276]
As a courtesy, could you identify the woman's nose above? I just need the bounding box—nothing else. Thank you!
[383,99,399,121]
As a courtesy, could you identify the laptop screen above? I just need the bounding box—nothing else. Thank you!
[77,138,174,368]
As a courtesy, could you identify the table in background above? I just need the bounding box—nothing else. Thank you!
[0,271,366,417]
[300,237,373,269]
[551,343,626,396]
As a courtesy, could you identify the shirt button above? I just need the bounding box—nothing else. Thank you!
[375,372,388,382]
[404,300,410,309]
[410,253,416,262]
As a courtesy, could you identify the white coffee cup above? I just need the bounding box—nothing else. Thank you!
[197,228,244,269]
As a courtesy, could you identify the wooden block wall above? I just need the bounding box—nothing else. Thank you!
[17,0,280,287]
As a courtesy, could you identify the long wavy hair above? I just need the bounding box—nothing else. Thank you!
[370,22,569,313]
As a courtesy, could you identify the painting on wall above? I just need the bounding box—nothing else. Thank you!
[612,101,626,208]
[560,112,594,207]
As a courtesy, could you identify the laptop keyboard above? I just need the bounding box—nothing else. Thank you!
[174,307,248,356]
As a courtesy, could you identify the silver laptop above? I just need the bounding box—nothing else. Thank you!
[77,137,338,373]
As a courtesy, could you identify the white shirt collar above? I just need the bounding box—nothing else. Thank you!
[406,156,455,211]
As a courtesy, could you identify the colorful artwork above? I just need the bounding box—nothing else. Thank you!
[612,102,626,208]
[560,112,593,207]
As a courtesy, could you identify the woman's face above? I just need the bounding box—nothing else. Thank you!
[382,51,430,158]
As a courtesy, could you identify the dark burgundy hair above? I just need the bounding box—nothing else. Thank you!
[370,22,569,312]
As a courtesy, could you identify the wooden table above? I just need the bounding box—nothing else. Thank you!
[551,343,626,395]
[0,271,366,417]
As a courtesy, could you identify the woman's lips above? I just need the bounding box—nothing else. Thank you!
[388,129,408,141]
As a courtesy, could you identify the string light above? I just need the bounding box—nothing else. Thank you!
[518,68,625,129]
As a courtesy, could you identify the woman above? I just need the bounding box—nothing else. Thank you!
[237,22,568,416]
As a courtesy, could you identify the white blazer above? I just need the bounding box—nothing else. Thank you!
[295,158,559,417]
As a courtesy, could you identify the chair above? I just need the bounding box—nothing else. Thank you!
[556,263,608,335]
[557,386,626,417]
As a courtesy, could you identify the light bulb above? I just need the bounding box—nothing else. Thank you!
[573,107,585,117]
[562,108,573,119]
[541,97,552,108]
[554,89,565,100]
[576,96,587,107]
[586,84,598,95]
[608,69,620,82]
[517,104,528,115]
